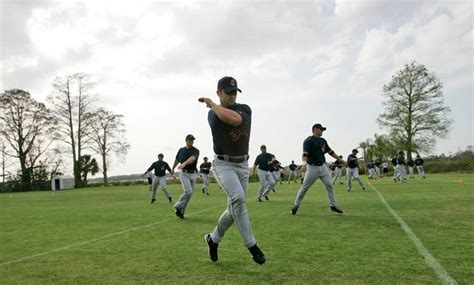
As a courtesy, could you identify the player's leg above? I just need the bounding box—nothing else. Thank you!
[159,176,172,202]
[347,168,353,191]
[256,169,269,200]
[293,166,318,208]
[174,172,194,215]
[150,175,160,203]
[353,168,365,189]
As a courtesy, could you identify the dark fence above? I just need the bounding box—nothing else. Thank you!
[0,181,52,193]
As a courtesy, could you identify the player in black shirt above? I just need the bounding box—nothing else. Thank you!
[200,76,265,265]
[171,134,200,218]
[291,123,346,215]
[288,161,298,183]
[332,156,344,185]
[143,153,173,204]
[407,158,415,178]
[346,149,366,191]
[200,157,212,195]
[252,145,276,201]
[415,155,426,178]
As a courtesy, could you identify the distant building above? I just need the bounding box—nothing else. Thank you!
[51,176,75,190]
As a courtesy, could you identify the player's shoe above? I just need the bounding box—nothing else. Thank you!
[330,206,343,214]
[347,189,351,192]
[248,244,265,265]
[291,205,299,215]
[168,197,173,203]
[362,187,366,191]
[151,199,156,204]
[174,207,184,219]
[204,234,218,262]
[264,195,269,201]
[256,198,262,202]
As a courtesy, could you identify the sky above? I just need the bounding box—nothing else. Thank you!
[1,0,473,177]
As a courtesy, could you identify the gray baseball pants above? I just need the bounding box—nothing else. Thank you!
[210,158,256,248]
[257,169,275,199]
[332,167,342,184]
[174,171,196,214]
[347,167,365,191]
[408,166,414,178]
[294,164,337,207]
[201,174,210,194]
[416,165,426,178]
[151,175,171,200]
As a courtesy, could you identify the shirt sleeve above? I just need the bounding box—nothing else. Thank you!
[236,104,251,127]
[324,139,333,154]
[147,162,155,172]
[165,163,171,172]
[303,138,311,155]
[193,148,200,158]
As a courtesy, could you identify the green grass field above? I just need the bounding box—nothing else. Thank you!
[1,173,473,284]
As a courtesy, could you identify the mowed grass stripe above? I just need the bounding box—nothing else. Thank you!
[368,182,458,285]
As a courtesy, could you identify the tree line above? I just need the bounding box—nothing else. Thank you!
[1,62,455,190]
[0,73,130,189]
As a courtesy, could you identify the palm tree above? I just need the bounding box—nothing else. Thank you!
[79,155,99,186]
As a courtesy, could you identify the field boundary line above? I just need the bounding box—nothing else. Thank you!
[369,184,457,285]
[1,205,222,267]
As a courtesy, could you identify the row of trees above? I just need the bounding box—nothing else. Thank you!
[356,62,452,167]
[0,73,130,189]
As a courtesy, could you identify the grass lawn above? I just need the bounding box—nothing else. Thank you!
[0,173,472,284]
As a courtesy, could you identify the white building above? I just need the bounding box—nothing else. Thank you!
[51,176,75,190]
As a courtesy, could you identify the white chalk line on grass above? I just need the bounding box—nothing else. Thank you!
[368,184,458,285]
[1,205,222,267]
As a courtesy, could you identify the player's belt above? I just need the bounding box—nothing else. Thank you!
[182,169,197,173]
[310,162,324,166]
[217,154,249,163]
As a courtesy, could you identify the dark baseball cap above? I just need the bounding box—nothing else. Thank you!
[158,153,164,157]
[186,134,196,140]
[312,123,327,131]
[217,76,242,93]
[352,149,359,153]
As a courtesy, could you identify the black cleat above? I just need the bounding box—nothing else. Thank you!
[151,199,156,204]
[175,207,184,219]
[248,244,265,265]
[264,195,269,201]
[204,234,218,262]
[291,205,299,215]
[256,198,262,202]
[362,187,366,191]
[330,206,343,214]
[168,197,173,203]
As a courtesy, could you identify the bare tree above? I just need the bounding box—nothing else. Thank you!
[47,73,97,188]
[377,62,452,160]
[0,89,56,187]
[86,108,130,185]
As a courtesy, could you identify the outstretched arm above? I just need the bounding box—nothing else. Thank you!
[198,98,242,126]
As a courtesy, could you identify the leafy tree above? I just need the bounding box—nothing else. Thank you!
[79,155,99,186]
[0,89,56,187]
[377,62,452,160]
[85,108,130,186]
[48,73,97,188]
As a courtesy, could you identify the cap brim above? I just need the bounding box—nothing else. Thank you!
[223,87,242,93]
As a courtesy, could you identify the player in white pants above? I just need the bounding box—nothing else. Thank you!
[200,157,212,195]
[143,153,173,203]
[415,155,426,178]
[288,161,298,183]
[200,75,265,265]
[291,123,346,215]
[331,156,343,185]
[346,149,365,192]
[171,134,200,218]
[253,145,276,201]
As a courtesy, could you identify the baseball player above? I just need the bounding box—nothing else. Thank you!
[374,159,381,179]
[391,155,399,181]
[407,157,415,178]
[252,145,275,202]
[171,134,200,219]
[288,161,298,183]
[346,149,366,192]
[199,76,265,265]
[415,155,426,178]
[382,161,389,177]
[332,156,344,185]
[200,157,212,195]
[268,156,284,193]
[393,151,406,183]
[143,153,173,203]
[291,123,346,215]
